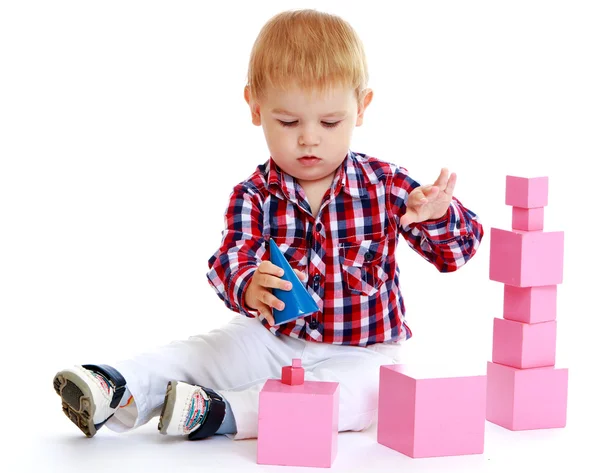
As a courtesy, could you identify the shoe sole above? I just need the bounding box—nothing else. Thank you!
[53,370,97,438]
[157,380,178,434]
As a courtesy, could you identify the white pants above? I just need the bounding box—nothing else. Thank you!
[106,316,403,440]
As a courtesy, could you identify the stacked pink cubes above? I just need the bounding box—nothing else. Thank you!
[257,359,340,468]
[487,175,569,430]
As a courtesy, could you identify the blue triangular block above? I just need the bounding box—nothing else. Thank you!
[269,239,319,325]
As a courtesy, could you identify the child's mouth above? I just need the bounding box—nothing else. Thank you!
[298,156,321,166]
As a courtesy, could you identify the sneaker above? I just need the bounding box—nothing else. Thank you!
[158,381,226,439]
[53,364,126,437]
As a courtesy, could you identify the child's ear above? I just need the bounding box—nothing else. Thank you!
[356,88,374,126]
[244,85,262,126]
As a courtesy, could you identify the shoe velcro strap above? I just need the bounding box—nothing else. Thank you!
[83,364,127,409]
[187,387,226,441]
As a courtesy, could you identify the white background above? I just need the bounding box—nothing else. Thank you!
[1,0,598,471]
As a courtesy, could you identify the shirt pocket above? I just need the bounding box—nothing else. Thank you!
[338,237,389,296]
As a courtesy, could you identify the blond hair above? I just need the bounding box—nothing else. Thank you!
[246,9,369,102]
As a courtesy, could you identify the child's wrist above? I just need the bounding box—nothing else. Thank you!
[424,208,450,224]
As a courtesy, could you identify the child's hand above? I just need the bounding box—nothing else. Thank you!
[244,261,306,326]
[400,168,457,226]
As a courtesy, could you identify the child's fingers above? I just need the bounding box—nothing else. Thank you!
[433,167,449,188]
[408,188,427,205]
[293,269,307,282]
[257,260,285,277]
[260,290,285,312]
[410,185,438,205]
[259,274,292,291]
[256,302,275,325]
[421,185,440,200]
[444,172,457,196]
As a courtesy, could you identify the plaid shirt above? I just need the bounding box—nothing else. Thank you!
[207,150,484,346]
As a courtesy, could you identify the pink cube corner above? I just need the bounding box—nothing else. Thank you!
[257,379,339,468]
[486,361,568,430]
[377,364,486,458]
[489,228,564,287]
[512,207,544,231]
[505,176,548,208]
[503,285,557,324]
[492,317,556,369]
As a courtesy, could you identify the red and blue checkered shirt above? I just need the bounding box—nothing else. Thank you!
[207,151,484,346]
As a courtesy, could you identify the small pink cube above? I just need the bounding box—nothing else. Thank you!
[257,379,339,467]
[505,176,548,208]
[492,317,556,369]
[281,360,305,385]
[512,207,544,231]
[377,364,486,458]
[486,361,568,430]
[489,228,564,287]
[503,285,557,324]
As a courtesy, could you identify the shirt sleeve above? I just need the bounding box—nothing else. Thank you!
[387,166,484,272]
[206,183,266,317]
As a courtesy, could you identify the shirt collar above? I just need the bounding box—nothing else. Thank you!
[340,151,375,199]
[266,158,297,201]
[266,150,375,201]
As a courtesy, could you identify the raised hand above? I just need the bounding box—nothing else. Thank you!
[400,168,457,226]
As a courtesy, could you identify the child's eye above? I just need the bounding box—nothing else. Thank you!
[277,120,341,128]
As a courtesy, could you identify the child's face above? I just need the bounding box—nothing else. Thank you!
[245,83,372,184]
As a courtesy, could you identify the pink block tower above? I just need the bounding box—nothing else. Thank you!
[257,359,339,468]
[487,175,569,430]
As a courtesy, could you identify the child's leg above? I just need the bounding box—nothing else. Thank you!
[303,341,403,432]
[109,316,305,431]
[55,315,305,437]
[214,340,403,440]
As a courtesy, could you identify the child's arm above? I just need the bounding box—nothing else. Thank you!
[388,167,484,272]
[206,183,266,317]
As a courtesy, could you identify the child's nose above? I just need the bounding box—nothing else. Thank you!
[299,126,320,146]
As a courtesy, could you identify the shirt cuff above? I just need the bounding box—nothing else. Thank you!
[416,201,468,243]
[228,266,259,317]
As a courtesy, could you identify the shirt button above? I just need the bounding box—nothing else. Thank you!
[316,223,322,232]
[309,319,319,330]
[313,274,321,287]
[364,252,373,262]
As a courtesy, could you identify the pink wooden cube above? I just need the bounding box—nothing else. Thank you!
[492,317,556,369]
[505,176,548,208]
[486,361,568,430]
[512,207,544,231]
[257,378,339,467]
[377,364,486,458]
[282,358,305,385]
[503,285,557,324]
[489,228,564,287]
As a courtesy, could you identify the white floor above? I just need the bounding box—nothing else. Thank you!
[6,371,596,473]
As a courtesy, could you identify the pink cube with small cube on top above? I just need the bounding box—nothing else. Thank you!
[257,359,339,468]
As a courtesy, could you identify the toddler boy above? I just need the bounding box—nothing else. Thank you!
[54,8,483,441]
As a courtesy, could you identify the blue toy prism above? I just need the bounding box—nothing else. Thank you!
[269,239,319,325]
